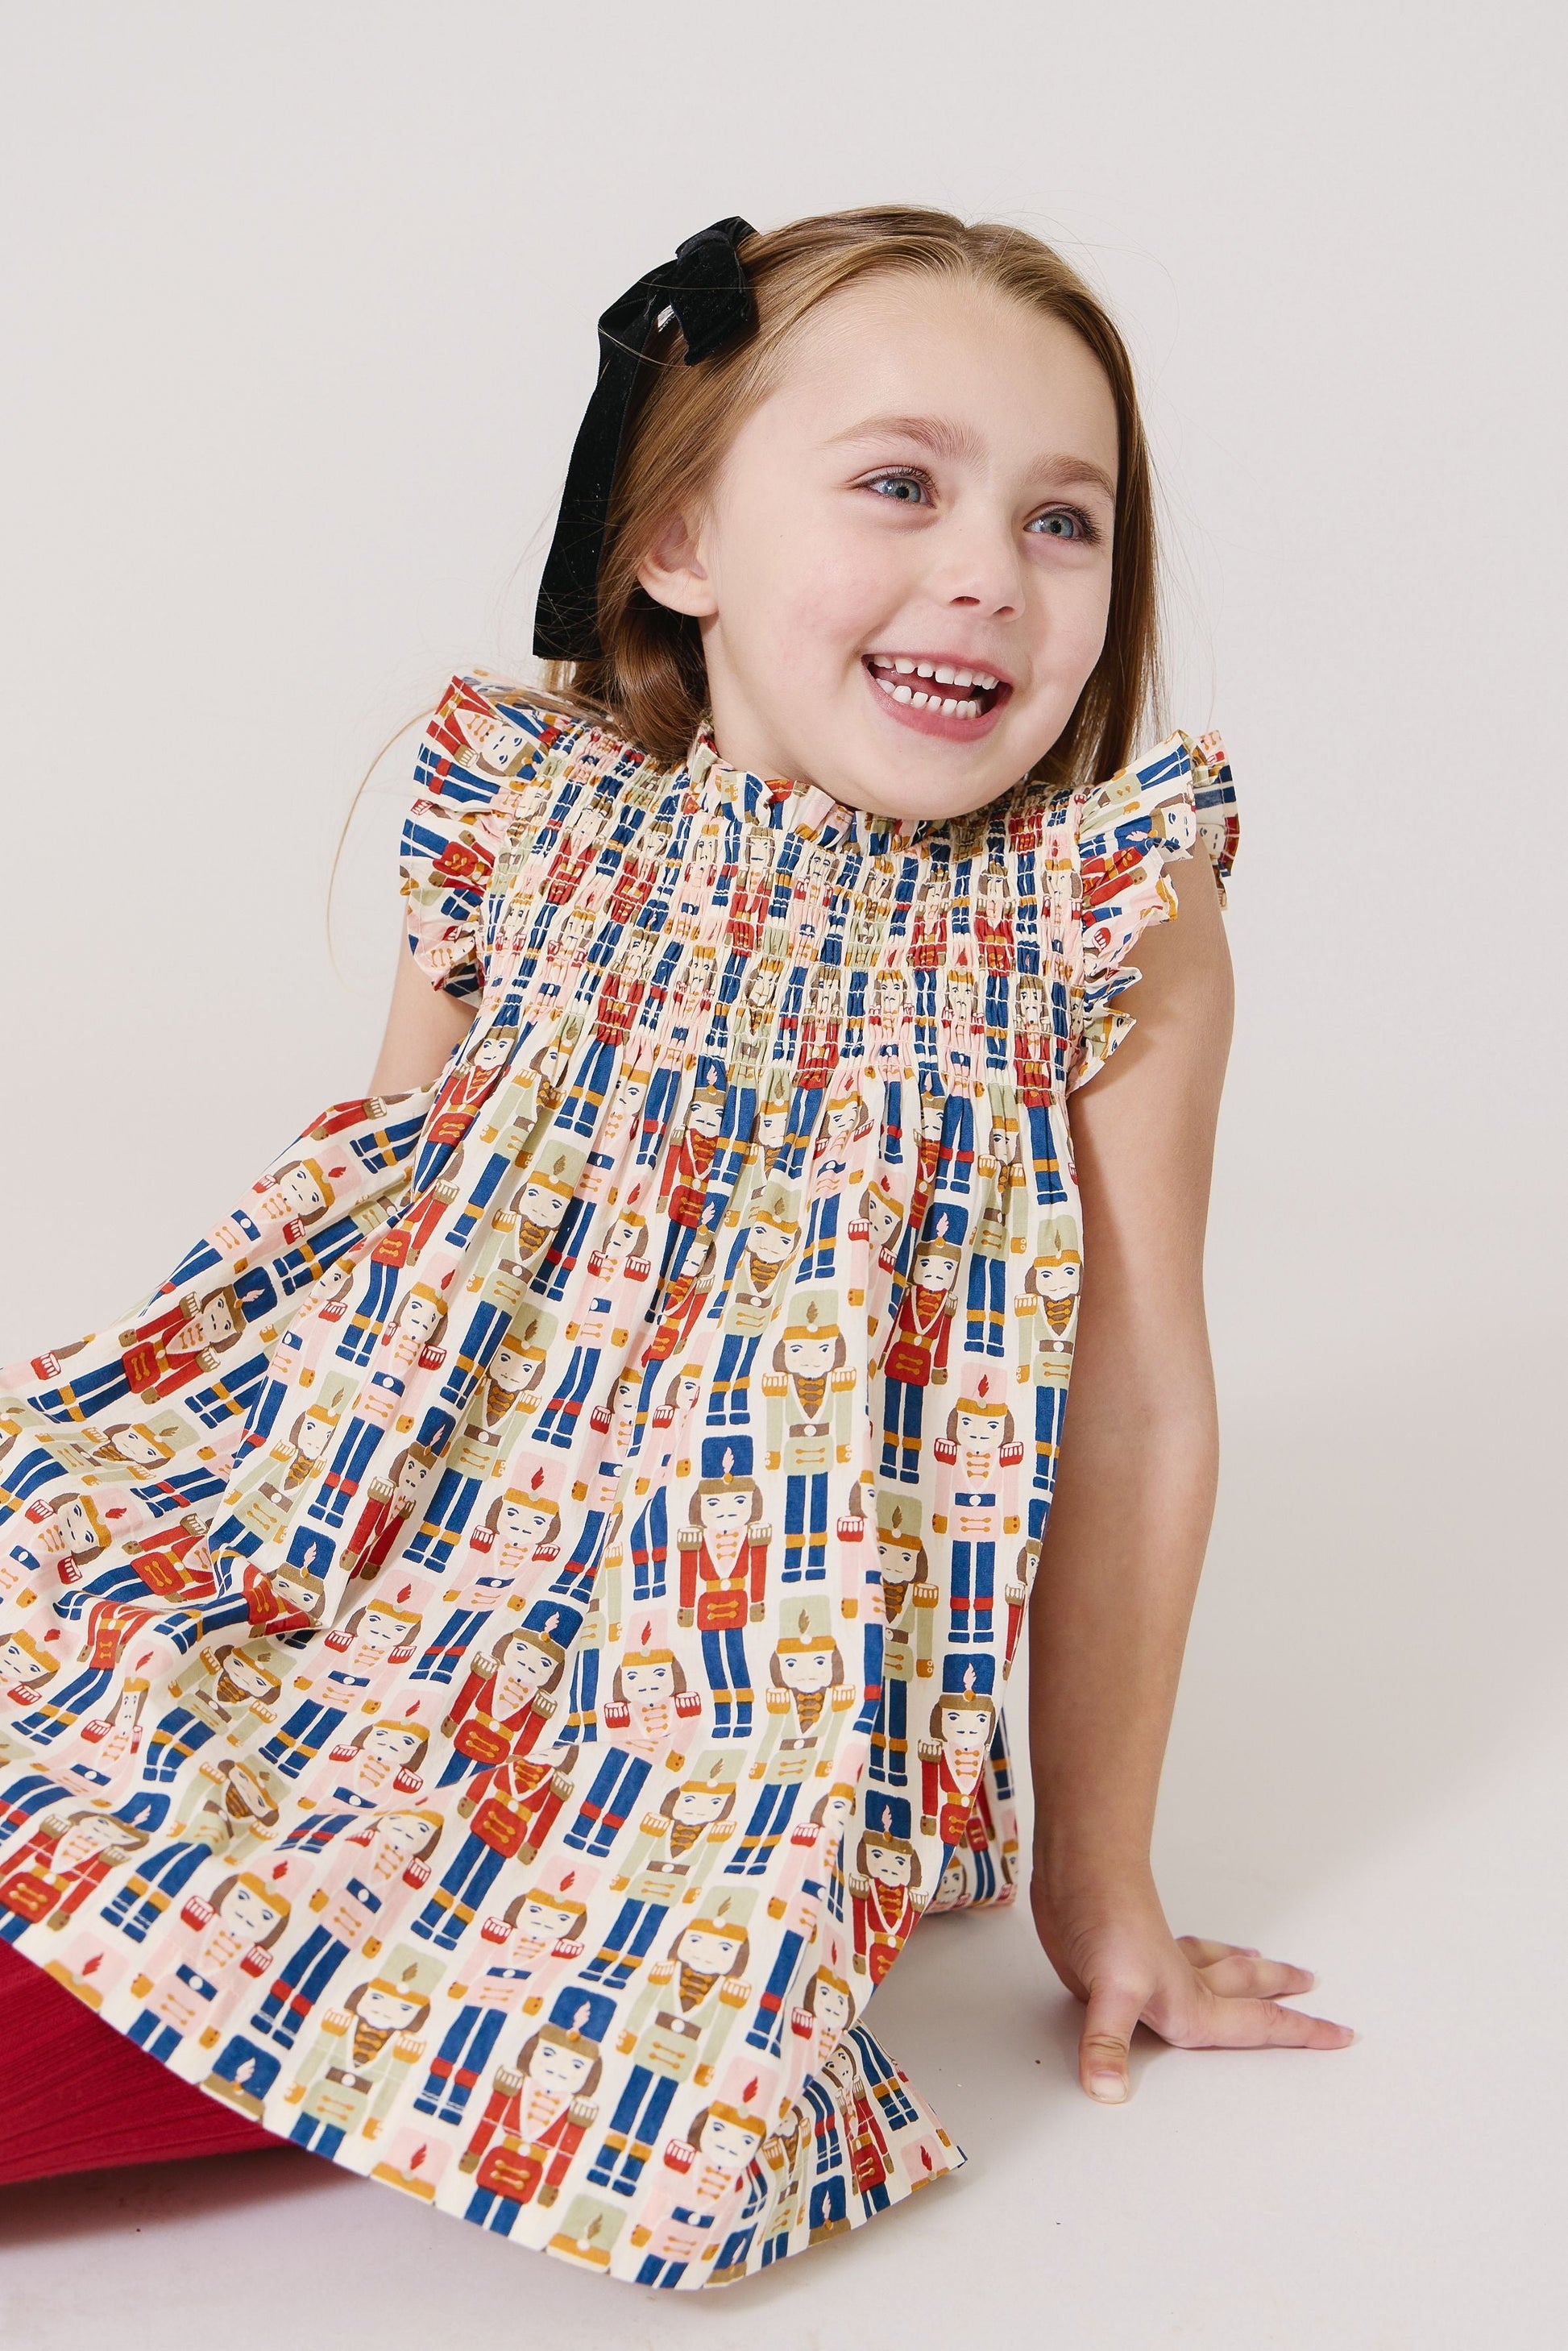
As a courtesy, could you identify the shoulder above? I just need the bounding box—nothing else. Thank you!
[419,672,674,834]
[1063,728,1240,1094]
[1072,729,1238,906]
[413,671,587,813]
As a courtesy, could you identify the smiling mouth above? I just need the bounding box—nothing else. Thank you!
[863,653,1010,720]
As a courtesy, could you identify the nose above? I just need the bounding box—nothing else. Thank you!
[931,500,1026,619]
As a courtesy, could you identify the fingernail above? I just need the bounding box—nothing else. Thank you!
[1090,2073,1128,2102]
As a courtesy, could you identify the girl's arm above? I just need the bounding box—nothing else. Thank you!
[367,912,477,1096]
[1027,845,1353,2099]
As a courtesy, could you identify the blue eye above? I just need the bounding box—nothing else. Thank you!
[1027,508,1098,541]
[861,472,1101,543]
[864,471,930,504]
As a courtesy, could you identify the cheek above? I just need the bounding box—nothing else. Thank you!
[746,531,902,683]
[1035,564,1115,681]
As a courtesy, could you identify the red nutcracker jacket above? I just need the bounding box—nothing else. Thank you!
[341,1491,416,1585]
[119,1300,220,1402]
[243,1561,314,1636]
[0,1826,114,1926]
[726,881,769,954]
[846,2087,893,2191]
[77,1596,160,1671]
[796,1017,843,1092]
[423,1056,500,1151]
[882,1285,956,1387]
[850,1877,919,1983]
[1012,1026,1055,1105]
[122,1520,217,1604]
[442,1669,555,1767]
[659,1126,720,1229]
[543,840,593,906]
[607,855,656,927]
[468,1756,571,1859]
[593,970,647,1048]
[642,1267,712,1365]
[463,2081,590,2198]
[677,1532,768,1632]
[973,908,1015,975]
[910,902,948,968]
[919,1748,988,1847]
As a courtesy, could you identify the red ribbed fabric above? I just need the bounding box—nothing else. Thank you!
[0,1939,280,2186]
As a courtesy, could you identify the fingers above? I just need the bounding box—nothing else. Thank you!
[1072,1938,1354,2101]
[1185,1992,1354,2050]
[1190,1951,1317,1999]
[1174,1934,1354,2046]
[1078,1978,1147,2104]
[1176,1934,1259,1965]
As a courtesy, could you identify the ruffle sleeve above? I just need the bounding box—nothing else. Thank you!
[1068,727,1239,1092]
[399,670,559,1002]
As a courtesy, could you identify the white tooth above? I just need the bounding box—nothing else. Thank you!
[894,658,915,674]
[915,661,935,678]
[911,691,929,708]
[958,699,978,718]
[934,665,954,686]
[875,674,898,696]
[975,671,998,690]
[893,683,914,703]
[939,698,960,715]
[952,668,973,688]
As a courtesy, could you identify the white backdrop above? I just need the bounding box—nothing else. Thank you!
[2,5,1563,2346]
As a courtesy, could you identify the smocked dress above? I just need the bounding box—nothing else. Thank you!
[0,673,1238,2289]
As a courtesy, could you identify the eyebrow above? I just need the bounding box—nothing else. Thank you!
[828,413,1118,502]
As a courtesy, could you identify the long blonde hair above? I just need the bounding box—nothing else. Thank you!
[328,204,1167,952]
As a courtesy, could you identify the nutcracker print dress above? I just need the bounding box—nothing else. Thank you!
[0,672,1238,2289]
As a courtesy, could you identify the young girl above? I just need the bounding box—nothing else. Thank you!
[0,205,1350,2287]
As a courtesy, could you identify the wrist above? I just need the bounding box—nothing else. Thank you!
[1031,1831,1156,1907]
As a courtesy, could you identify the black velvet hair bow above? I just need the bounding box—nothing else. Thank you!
[533,216,758,664]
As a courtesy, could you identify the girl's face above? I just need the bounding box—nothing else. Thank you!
[641,273,1118,824]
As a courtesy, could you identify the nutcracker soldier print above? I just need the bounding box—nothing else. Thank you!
[0,201,1346,2299]
[412,1854,597,2127]
[124,1868,291,2063]
[869,1495,938,1789]
[585,1889,757,2198]
[678,1437,769,1740]
[246,1807,443,2054]
[762,1294,857,1584]
[628,2053,778,2286]
[1016,1212,1081,1536]
[878,1217,966,1484]
[579,1751,738,1991]
[281,1945,442,2162]
[560,1608,703,1858]
[458,1984,616,2235]
[95,1755,283,1944]
[724,1594,856,1876]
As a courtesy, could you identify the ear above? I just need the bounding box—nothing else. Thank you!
[637,508,717,620]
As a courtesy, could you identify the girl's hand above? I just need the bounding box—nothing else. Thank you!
[1031,1867,1354,2102]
